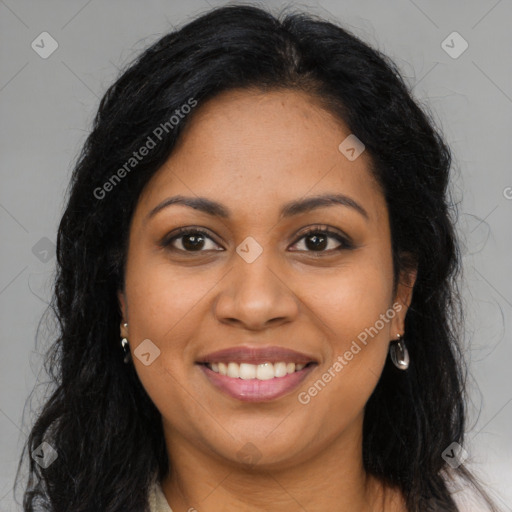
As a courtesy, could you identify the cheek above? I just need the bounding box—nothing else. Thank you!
[124,249,213,345]
[122,254,213,398]
[304,255,394,348]
[123,268,210,433]
[123,257,232,444]
[294,254,394,413]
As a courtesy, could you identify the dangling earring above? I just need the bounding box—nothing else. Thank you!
[121,322,131,364]
[389,333,409,370]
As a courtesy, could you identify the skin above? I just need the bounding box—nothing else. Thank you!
[118,88,417,511]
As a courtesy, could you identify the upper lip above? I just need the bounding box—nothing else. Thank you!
[196,345,318,365]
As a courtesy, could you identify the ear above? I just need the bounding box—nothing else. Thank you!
[389,264,417,337]
[118,290,129,338]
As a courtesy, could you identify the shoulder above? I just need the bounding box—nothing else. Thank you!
[148,475,174,512]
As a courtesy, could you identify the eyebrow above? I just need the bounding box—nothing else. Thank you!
[147,193,369,222]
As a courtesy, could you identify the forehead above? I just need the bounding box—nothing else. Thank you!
[136,88,386,225]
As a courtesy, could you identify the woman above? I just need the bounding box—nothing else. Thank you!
[16,4,502,511]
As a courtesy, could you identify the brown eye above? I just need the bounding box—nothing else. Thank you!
[161,228,223,252]
[290,227,353,253]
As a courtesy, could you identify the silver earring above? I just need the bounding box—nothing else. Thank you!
[390,333,409,370]
[121,323,130,364]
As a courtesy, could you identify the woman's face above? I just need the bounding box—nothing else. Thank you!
[119,88,415,470]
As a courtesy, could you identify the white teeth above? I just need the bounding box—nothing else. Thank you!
[239,363,256,380]
[227,362,239,378]
[256,362,274,380]
[206,361,310,379]
[274,362,287,377]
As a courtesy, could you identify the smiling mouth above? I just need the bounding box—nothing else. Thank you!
[197,360,318,402]
[200,361,317,380]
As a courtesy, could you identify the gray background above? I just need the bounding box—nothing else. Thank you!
[0,0,510,510]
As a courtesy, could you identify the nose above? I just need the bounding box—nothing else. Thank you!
[213,252,300,331]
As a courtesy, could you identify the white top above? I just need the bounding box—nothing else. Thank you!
[147,475,173,512]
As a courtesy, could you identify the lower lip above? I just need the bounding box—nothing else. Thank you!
[198,363,317,402]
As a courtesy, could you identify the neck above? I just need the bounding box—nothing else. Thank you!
[160,414,402,512]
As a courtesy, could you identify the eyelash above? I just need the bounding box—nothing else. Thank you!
[160,225,354,255]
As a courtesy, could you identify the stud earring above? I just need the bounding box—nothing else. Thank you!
[389,333,409,370]
[121,323,130,364]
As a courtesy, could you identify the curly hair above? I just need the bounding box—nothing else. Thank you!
[15,4,500,511]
